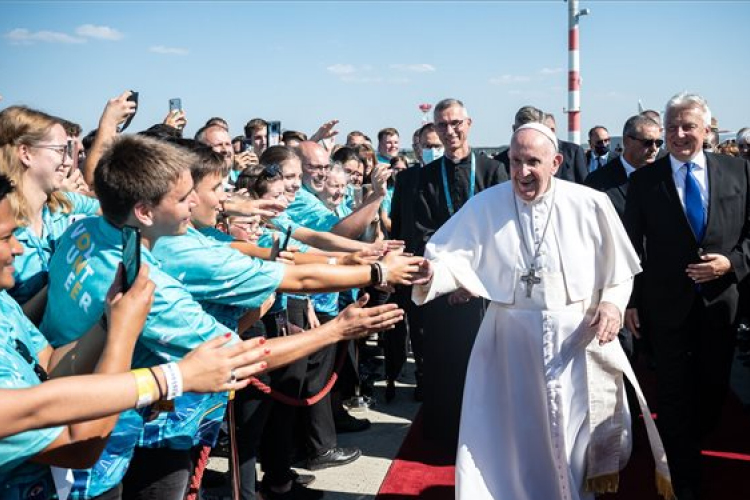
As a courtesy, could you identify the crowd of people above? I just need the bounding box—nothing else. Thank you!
[0,90,748,500]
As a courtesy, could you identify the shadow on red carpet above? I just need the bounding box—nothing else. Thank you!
[377,361,750,499]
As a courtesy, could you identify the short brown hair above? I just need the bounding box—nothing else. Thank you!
[244,118,268,138]
[377,127,399,143]
[94,135,196,225]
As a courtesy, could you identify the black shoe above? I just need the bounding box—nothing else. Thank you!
[335,413,371,433]
[261,481,324,500]
[385,381,396,403]
[306,446,361,471]
[413,384,423,402]
[290,469,315,487]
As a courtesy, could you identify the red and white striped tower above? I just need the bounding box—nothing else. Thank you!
[567,0,587,145]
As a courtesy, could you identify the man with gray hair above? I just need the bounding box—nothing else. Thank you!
[625,92,750,500]
[413,97,507,447]
[496,106,587,183]
[412,122,667,500]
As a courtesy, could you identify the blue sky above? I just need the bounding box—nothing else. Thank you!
[1,0,749,147]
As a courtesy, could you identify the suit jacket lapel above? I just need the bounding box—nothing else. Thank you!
[704,153,720,242]
[613,160,628,200]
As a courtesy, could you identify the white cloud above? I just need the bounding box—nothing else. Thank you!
[75,24,123,40]
[4,28,85,44]
[327,64,357,75]
[390,63,435,73]
[149,45,189,55]
[539,67,564,75]
[489,74,531,85]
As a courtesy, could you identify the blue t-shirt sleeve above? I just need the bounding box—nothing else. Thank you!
[66,192,101,216]
[199,247,284,309]
[286,192,340,232]
[139,281,233,362]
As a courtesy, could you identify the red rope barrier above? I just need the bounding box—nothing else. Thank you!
[248,340,348,406]
[185,445,212,500]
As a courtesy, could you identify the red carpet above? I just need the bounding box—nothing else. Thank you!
[377,362,750,499]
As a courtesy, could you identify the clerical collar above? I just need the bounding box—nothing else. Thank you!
[444,148,472,165]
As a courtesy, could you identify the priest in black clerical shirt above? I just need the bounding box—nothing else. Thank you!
[413,98,508,449]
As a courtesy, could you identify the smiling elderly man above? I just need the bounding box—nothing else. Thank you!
[412,123,671,500]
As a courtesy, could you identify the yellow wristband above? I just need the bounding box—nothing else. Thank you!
[132,368,159,408]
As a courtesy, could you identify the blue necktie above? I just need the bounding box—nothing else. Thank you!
[684,163,706,241]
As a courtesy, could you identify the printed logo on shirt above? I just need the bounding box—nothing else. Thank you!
[63,223,97,313]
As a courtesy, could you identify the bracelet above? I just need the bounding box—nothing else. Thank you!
[375,262,388,288]
[148,367,165,400]
[132,369,159,408]
[158,362,184,400]
[370,263,381,286]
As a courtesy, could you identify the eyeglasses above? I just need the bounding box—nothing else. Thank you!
[435,120,465,132]
[14,338,49,382]
[627,135,664,149]
[31,139,74,160]
[594,139,611,146]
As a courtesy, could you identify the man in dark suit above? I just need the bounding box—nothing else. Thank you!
[586,114,663,365]
[586,114,662,217]
[496,107,588,184]
[585,125,619,173]
[383,123,441,402]
[624,92,750,500]
[414,98,507,448]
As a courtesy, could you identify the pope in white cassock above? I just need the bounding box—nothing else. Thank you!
[412,124,673,500]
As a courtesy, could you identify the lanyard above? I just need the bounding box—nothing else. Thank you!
[441,152,476,216]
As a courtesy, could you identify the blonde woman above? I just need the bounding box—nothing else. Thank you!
[0,106,100,309]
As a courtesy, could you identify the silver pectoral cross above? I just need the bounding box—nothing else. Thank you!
[521,266,542,298]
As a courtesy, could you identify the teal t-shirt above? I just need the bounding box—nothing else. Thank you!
[285,186,340,233]
[39,217,235,498]
[0,291,60,500]
[153,227,284,333]
[10,192,100,305]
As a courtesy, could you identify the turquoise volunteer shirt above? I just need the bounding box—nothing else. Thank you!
[0,291,59,500]
[10,192,100,305]
[39,217,234,498]
[285,185,340,232]
[153,227,283,333]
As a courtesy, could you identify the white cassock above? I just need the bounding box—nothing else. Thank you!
[413,179,671,500]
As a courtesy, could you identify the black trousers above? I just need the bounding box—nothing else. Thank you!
[304,312,337,454]
[121,448,193,500]
[236,320,273,500]
[384,285,425,384]
[260,298,336,488]
[650,297,736,493]
[420,295,485,450]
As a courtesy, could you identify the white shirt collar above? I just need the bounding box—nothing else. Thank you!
[620,156,637,177]
[669,150,707,175]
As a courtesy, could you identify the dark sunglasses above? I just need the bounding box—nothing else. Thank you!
[627,135,664,149]
[15,338,49,382]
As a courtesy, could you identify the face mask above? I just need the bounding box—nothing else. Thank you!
[594,143,610,157]
[422,147,444,164]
